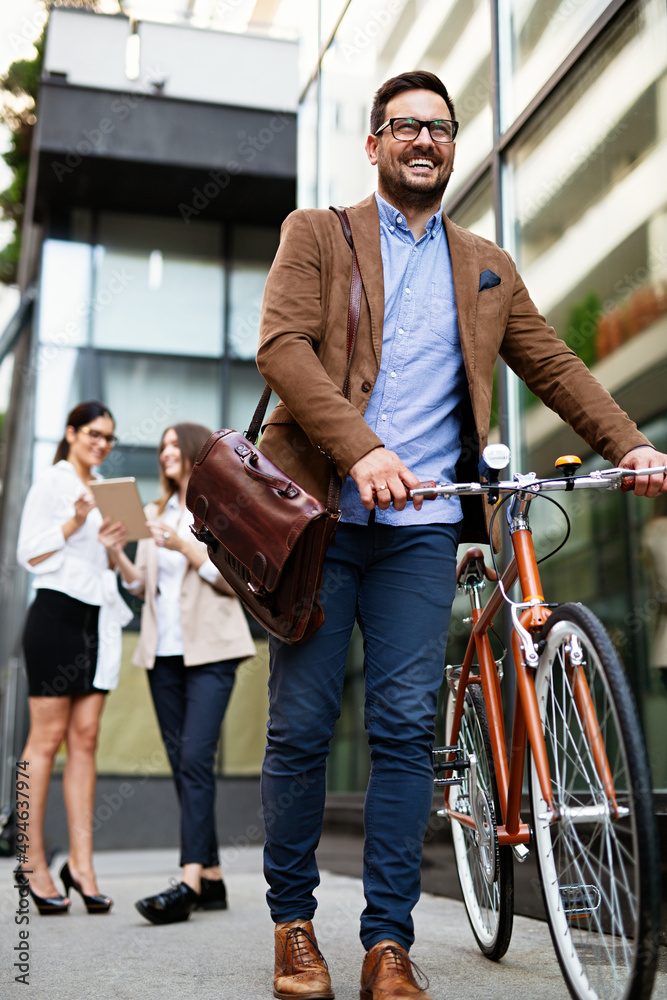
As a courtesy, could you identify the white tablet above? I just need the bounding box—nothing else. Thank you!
[88,478,151,541]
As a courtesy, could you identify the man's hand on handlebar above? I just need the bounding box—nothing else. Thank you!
[618,446,667,498]
[349,447,423,511]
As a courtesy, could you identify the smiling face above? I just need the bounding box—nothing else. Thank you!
[160,427,185,486]
[366,87,456,212]
[65,415,115,472]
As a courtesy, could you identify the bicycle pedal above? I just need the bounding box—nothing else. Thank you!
[433,746,470,773]
[434,776,463,787]
[560,883,601,918]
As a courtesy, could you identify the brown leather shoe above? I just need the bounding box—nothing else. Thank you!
[360,941,432,1000]
[274,920,334,999]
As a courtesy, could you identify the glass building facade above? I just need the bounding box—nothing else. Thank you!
[291,0,667,794]
[0,7,296,795]
[33,216,279,498]
[1,0,665,810]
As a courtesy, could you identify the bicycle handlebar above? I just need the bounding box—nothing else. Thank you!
[409,464,667,500]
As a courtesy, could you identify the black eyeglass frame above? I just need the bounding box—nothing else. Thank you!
[374,117,459,143]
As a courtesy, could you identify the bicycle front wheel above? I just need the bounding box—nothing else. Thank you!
[445,684,514,960]
[529,603,659,1000]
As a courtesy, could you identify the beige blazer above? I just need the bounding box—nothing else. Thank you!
[131,503,256,669]
[257,194,650,545]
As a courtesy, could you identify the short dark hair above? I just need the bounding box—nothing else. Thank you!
[370,71,456,135]
[54,400,114,464]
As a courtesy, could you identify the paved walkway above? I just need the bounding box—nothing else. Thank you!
[1,847,665,999]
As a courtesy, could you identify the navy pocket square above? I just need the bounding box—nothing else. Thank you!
[479,269,501,292]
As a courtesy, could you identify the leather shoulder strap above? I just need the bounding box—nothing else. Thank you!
[246,383,272,443]
[248,206,363,445]
[247,206,364,515]
[329,206,362,395]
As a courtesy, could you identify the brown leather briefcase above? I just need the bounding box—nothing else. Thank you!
[185,206,361,645]
[186,426,340,644]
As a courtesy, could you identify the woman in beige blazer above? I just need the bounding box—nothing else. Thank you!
[107,423,255,925]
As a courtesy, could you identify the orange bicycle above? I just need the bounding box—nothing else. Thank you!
[412,446,663,1000]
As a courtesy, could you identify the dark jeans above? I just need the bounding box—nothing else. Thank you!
[148,656,239,867]
[261,519,460,951]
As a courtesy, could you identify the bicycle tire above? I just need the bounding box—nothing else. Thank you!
[445,683,514,960]
[528,603,660,1000]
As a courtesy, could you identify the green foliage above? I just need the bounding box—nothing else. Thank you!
[0,1,115,285]
[519,290,603,412]
[0,233,21,284]
[0,17,45,285]
[563,291,601,370]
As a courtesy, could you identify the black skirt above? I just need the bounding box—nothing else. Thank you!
[22,589,107,697]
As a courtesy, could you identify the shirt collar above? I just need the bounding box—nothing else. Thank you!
[375,191,442,240]
[57,458,101,481]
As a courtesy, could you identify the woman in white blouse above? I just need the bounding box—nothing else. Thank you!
[108,423,255,925]
[15,400,131,915]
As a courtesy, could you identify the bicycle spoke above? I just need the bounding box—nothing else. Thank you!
[446,686,513,960]
[529,605,659,1000]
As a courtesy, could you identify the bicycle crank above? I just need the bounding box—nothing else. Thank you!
[469,754,499,885]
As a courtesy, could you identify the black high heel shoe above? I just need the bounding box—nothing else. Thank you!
[59,861,113,914]
[14,868,70,916]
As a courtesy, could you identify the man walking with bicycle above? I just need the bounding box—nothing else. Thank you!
[256,70,667,1000]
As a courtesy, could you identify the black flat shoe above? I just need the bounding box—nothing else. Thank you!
[135,881,199,925]
[196,876,228,911]
[59,861,113,914]
[14,868,70,916]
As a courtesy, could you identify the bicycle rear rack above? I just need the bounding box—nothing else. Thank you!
[433,746,470,787]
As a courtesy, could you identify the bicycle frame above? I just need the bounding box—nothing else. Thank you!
[443,488,617,843]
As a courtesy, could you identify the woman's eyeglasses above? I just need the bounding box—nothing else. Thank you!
[78,426,118,448]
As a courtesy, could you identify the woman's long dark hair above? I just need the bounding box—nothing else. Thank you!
[53,401,114,464]
[155,423,212,514]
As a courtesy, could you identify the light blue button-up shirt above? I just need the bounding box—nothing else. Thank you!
[340,193,467,526]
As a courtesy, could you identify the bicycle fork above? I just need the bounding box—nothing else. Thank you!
[509,508,621,824]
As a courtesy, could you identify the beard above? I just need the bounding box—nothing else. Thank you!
[377,146,453,210]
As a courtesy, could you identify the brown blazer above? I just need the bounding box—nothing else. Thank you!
[257,194,650,544]
[131,503,256,669]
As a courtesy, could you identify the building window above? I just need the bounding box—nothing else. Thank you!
[228,225,280,360]
[498,0,610,128]
[91,213,225,357]
[503,0,667,369]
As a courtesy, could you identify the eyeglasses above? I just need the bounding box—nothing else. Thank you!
[78,426,118,448]
[374,117,459,144]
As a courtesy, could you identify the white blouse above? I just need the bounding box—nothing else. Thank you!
[152,492,219,657]
[17,459,132,689]
[17,460,108,603]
